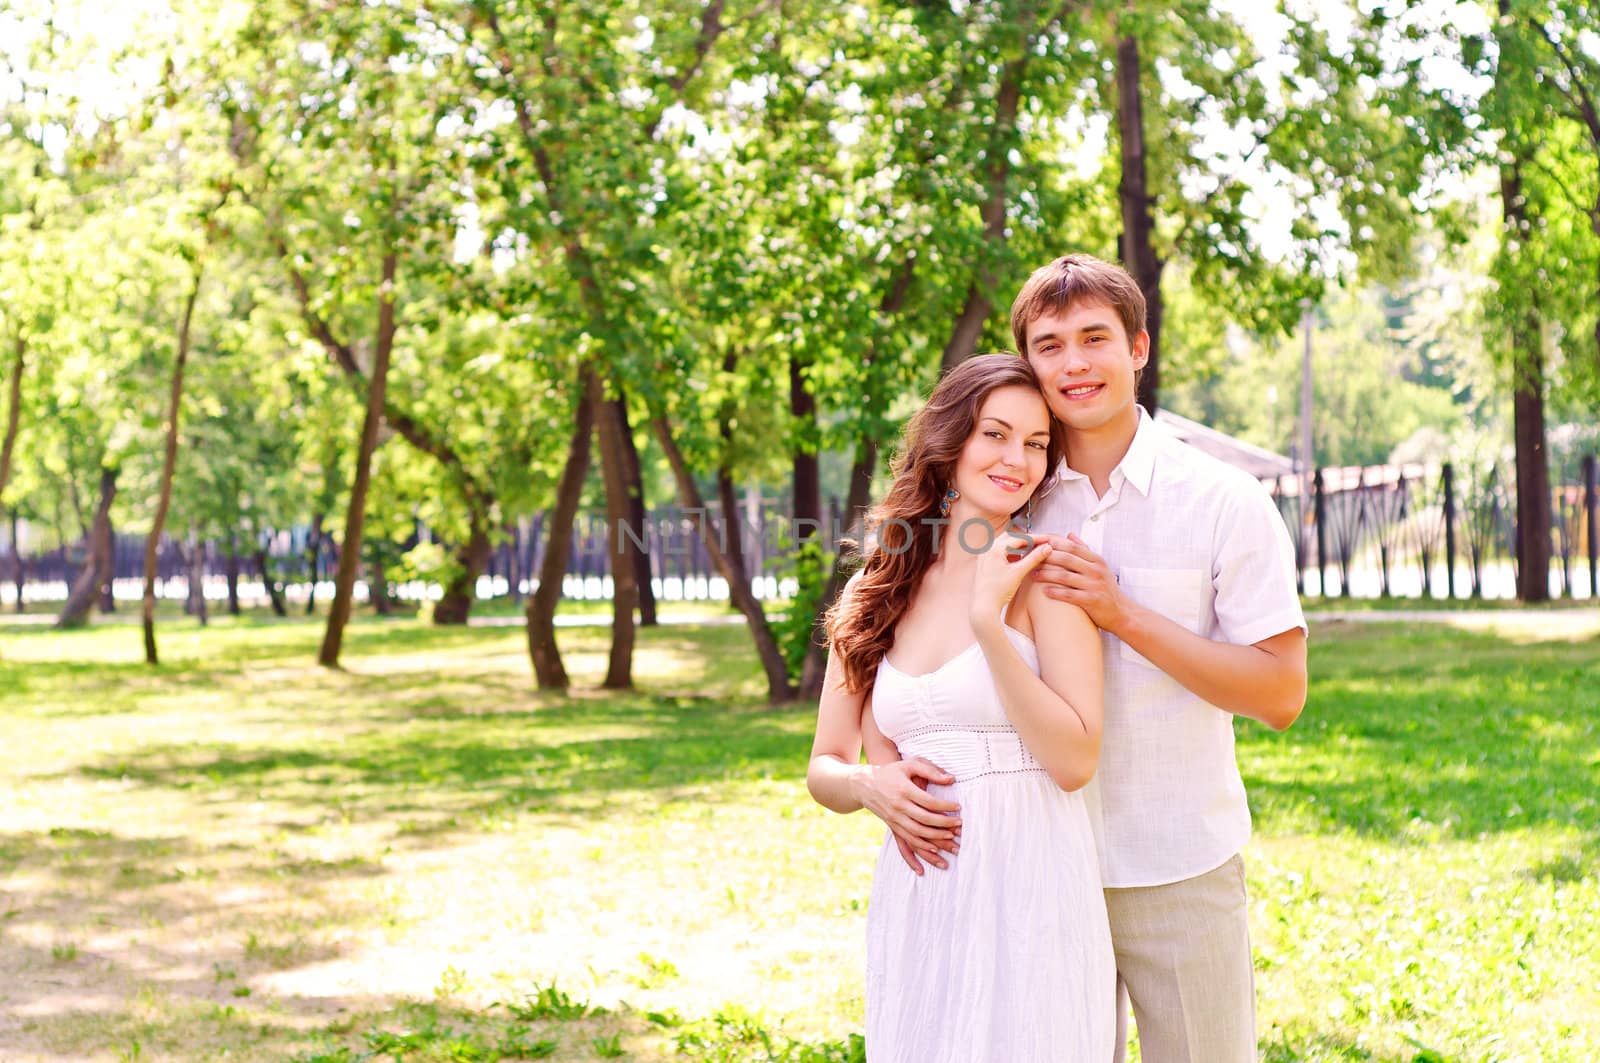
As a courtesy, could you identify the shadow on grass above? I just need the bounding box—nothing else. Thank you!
[0,827,395,1045]
[14,618,1600,851]
[6,983,637,1062]
[0,826,385,890]
[1242,624,1600,856]
[1261,1024,1441,1062]
[58,694,814,839]
[0,617,766,722]
[9,983,860,1063]
[10,619,1597,861]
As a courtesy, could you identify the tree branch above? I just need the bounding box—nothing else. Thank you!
[1528,17,1600,146]
[663,0,728,101]
[273,235,490,514]
[1526,151,1593,218]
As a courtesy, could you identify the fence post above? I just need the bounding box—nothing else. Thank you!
[8,513,20,612]
[1314,468,1327,597]
[1443,463,1458,601]
[1379,470,1397,598]
[1283,480,1304,596]
[1586,454,1598,600]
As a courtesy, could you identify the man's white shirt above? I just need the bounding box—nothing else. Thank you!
[1034,409,1306,888]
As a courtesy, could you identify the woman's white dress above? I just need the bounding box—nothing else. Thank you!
[865,625,1115,1062]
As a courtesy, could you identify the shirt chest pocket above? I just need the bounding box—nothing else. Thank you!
[1116,566,1209,668]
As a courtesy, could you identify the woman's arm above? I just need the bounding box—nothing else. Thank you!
[806,578,963,873]
[969,539,1103,792]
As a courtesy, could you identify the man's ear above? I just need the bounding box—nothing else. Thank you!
[1130,329,1151,370]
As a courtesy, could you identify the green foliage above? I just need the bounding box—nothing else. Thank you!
[772,539,832,682]
[4,0,1598,657]
[672,1005,865,1062]
[501,985,601,1024]
[1476,0,1600,404]
[1166,283,1470,469]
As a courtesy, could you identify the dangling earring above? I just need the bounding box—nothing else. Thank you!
[940,486,960,517]
[1021,496,1034,533]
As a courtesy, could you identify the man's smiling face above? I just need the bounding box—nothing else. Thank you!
[1022,298,1149,436]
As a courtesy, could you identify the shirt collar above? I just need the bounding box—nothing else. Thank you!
[1050,407,1159,497]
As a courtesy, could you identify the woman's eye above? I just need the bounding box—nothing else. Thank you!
[1027,440,1047,450]
[986,431,1004,439]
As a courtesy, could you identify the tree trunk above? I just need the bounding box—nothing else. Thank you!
[370,555,393,615]
[224,536,241,616]
[433,514,491,624]
[1513,372,1551,601]
[0,336,23,511]
[97,515,116,614]
[717,470,746,595]
[528,385,595,690]
[799,438,881,698]
[304,511,324,615]
[186,529,209,626]
[1501,162,1552,602]
[716,349,749,590]
[612,396,657,626]
[255,547,288,617]
[143,280,199,663]
[57,467,117,629]
[590,370,637,689]
[505,519,523,605]
[1116,30,1165,414]
[319,252,398,667]
[653,413,795,703]
[791,349,821,539]
[10,512,22,614]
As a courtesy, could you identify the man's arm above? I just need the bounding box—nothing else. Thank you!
[1033,534,1307,730]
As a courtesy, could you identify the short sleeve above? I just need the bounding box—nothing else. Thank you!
[1211,477,1306,647]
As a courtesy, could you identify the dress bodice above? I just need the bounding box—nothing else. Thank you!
[871,625,1043,783]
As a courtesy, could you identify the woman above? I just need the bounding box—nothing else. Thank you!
[807,354,1114,1061]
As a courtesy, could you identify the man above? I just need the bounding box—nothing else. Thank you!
[1014,252,1307,1061]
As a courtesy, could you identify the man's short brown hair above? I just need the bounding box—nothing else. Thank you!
[1010,253,1147,354]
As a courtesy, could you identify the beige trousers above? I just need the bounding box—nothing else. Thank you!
[1105,853,1255,1063]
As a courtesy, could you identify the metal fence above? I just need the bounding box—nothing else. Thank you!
[3,455,1597,608]
[1263,455,1598,601]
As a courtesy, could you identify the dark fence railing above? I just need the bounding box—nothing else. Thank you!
[1262,455,1597,601]
[3,455,1596,610]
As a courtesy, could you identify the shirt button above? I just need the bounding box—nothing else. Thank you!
[1090,513,1102,522]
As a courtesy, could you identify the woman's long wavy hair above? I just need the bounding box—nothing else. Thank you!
[826,354,1066,695]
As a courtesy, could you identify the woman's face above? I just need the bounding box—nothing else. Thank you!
[951,385,1053,517]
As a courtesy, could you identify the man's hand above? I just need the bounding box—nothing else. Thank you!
[851,759,962,875]
[1032,533,1131,632]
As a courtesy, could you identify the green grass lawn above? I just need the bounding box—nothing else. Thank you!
[0,606,1596,1061]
